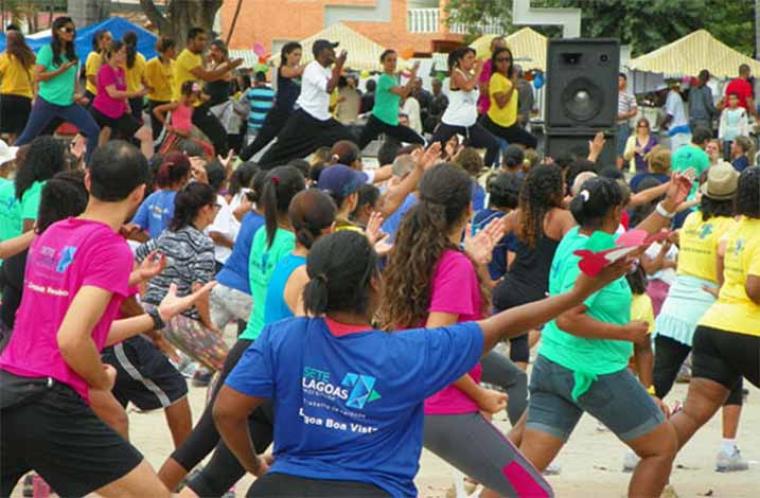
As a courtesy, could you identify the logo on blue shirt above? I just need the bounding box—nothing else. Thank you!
[56,246,77,272]
[699,224,713,239]
[734,238,745,256]
[342,373,382,409]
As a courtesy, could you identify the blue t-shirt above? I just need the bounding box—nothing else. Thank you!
[471,182,486,212]
[381,193,417,242]
[226,317,484,497]
[131,190,177,239]
[246,86,275,132]
[472,208,517,281]
[217,212,265,294]
[732,155,750,172]
[263,252,306,325]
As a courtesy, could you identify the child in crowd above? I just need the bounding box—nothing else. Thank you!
[154,81,214,157]
[730,135,754,172]
[455,146,486,211]
[718,92,749,161]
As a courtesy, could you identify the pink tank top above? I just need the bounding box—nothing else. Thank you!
[171,103,193,134]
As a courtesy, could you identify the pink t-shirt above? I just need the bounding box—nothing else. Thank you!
[477,59,494,115]
[423,249,484,415]
[0,218,134,403]
[171,103,193,134]
[93,64,129,119]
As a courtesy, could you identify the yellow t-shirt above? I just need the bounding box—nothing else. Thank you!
[173,48,203,105]
[124,52,147,93]
[145,56,174,102]
[699,216,760,336]
[0,53,34,98]
[85,51,102,95]
[677,211,736,283]
[630,293,655,334]
[487,72,518,127]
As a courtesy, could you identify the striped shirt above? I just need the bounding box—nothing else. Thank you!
[246,85,275,133]
[618,91,637,123]
[136,225,215,320]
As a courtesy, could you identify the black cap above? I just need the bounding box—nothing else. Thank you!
[312,39,339,57]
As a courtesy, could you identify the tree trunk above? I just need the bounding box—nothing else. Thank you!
[140,0,222,48]
[69,0,110,29]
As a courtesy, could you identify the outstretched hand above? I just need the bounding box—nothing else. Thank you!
[464,219,505,267]
[365,211,386,245]
[158,282,216,322]
[135,251,166,283]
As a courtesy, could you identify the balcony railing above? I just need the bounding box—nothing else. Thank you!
[407,8,503,35]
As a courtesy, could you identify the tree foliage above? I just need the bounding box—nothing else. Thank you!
[139,0,222,47]
[445,0,757,57]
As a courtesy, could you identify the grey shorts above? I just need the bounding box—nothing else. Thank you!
[210,284,253,330]
[526,355,665,442]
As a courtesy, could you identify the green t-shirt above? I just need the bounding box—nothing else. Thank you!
[20,180,44,223]
[240,226,296,340]
[539,227,633,400]
[671,144,710,199]
[372,73,401,126]
[36,44,78,106]
[0,178,21,242]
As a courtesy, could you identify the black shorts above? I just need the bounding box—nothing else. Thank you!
[692,325,760,390]
[0,93,31,134]
[90,106,141,137]
[102,335,188,411]
[1,374,142,497]
[246,473,390,497]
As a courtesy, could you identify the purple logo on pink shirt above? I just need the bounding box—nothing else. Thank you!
[55,246,77,273]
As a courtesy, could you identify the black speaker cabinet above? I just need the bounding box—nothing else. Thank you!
[545,128,617,169]
[546,39,620,129]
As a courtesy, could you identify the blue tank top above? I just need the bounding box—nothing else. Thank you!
[263,252,307,325]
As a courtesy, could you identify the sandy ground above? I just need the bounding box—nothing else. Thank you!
[10,378,758,497]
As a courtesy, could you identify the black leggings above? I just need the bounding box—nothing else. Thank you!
[431,121,500,167]
[170,338,251,471]
[357,115,425,150]
[239,106,291,161]
[654,335,743,406]
[246,473,389,498]
[192,104,229,156]
[481,114,538,149]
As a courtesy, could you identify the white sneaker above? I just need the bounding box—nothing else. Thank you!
[622,450,640,472]
[543,461,561,476]
[716,447,749,472]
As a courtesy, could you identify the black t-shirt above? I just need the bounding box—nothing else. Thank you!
[0,249,27,329]
[205,79,232,107]
[276,67,301,111]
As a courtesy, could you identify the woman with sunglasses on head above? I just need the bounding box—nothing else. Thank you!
[91,41,153,158]
[480,47,538,151]
[357,49,425,150]
[14,17,100,163]
[669,167,760,472]
[239,42,305,161]
[213,228,629,498]
[0,28,36,144]
[430,46,500,167]
[517,174,691,498]
[623,117,658,175]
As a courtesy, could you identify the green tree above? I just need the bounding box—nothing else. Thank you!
[444,0,513,39]
[703,0,754,56]
[139,0,222,47]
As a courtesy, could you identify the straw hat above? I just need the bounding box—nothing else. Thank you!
[700,161,739,200]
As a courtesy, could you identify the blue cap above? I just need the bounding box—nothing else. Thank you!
[317,165,365,199]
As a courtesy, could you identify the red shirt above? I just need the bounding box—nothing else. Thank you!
[724,77,753,110]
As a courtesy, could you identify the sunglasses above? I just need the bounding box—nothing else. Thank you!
[60,26,75,34]
[496,57,511,62]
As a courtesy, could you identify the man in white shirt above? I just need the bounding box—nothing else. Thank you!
[661,81,691,152]
[259,39,356,168]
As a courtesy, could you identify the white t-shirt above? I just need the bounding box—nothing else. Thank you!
[296,61,332,121]
[665,90,688,129]
[645,242,678,286]
[207,194,237,264]
[402,96,422,134]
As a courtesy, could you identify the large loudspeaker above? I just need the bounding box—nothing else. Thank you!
[546,39,620,129]
[545,129,617,168]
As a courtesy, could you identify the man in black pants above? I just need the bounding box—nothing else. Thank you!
[173,27,243,156]
[258,39,356,169]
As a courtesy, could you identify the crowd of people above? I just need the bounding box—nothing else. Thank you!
[0,18,759,498]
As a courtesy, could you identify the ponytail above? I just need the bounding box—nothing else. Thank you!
[261,166,306,248]
[123,31,138,68]
[303,274,329,315]
[289,189,336,249]
[170,182,215,231]
[569,176,623,229]
[155,152,191,189]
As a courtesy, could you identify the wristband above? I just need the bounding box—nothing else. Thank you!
[147,307,166,330]
[655,201,675,219]
[646,385,656,396]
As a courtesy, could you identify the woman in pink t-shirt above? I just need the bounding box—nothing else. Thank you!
[91,40,153,158]
[380,163,546,497]
[477,36,506,115]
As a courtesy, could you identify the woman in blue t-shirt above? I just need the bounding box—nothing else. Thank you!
[213,230,629,497]
[129,151,190,240]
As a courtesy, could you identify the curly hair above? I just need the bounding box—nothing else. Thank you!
[516,164,564,248]
[14,136,66,201]
[379,164,489,328]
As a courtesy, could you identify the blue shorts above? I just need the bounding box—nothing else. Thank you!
[527,355,665,442]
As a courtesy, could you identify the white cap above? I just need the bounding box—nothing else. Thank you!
[0,139,19,166]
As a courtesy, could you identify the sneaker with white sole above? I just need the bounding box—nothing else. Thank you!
[543,461,561,476]
[716,448,749,472]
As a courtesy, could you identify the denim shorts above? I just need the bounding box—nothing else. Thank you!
[527,355,665,442]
